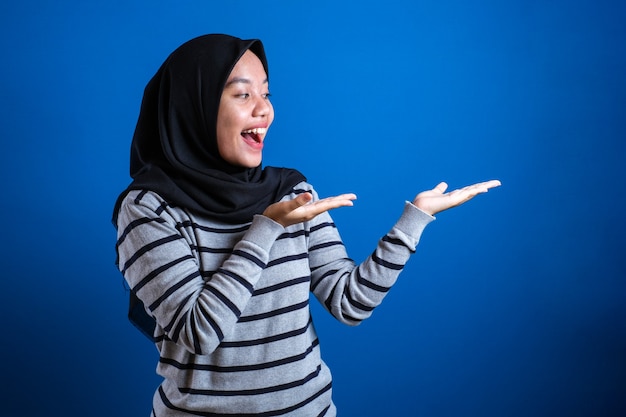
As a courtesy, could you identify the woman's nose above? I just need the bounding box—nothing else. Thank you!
[252,95,271,117]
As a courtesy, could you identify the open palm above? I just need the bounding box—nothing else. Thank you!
[413,180,501,216]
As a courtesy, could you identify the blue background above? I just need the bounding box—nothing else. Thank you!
[1,1,624,416]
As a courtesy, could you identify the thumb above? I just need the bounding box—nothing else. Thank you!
[293,192,313,208]
[434,182,448,194]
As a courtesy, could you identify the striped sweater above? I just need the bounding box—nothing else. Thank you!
[115,182,434,416]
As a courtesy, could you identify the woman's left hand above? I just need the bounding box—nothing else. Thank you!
[412,180,501,216]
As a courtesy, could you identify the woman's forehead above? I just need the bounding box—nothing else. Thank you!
[226,50,268,83]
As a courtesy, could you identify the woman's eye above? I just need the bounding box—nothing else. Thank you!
[263,93,272,99]
[236,93,250,99]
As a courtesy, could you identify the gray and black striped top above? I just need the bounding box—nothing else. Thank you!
[115,182,434,416]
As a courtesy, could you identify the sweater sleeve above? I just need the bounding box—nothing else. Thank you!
[115,192,284,354]
[308,193,435,325]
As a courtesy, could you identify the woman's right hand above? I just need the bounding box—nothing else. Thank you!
[263,192,357,227]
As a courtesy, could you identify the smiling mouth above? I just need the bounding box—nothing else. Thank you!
[241,128,267,143]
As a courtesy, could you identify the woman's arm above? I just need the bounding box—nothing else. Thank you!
[306,198,434,325]
[116,191,284,355]
[265,180,501,325]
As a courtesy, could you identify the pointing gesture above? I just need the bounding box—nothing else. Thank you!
[412,180,501,216]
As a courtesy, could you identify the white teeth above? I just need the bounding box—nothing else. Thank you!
[242,128,267,135]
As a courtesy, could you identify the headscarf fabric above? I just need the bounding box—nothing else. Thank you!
[113,34,305,224]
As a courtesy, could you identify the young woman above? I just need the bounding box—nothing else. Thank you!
[113,34,500,417]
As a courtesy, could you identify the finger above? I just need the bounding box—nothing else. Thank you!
[283,192,313,211]
[304,194,356,217]
[460,180,501,193]
[296,192,314,205]
[476,180,500,194]
[315,195,356,210]
[434,182,448,194]
[467,180,501,191]
[312,194,357,209]
[452,181,500,203]
[321,193,357,203]
[483,179,502,189]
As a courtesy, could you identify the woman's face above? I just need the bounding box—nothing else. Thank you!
[216,50,274,168]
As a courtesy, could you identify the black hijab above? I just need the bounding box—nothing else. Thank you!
[112,34,305,225]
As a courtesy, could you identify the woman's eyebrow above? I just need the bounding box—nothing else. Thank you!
[224,77,268,88]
